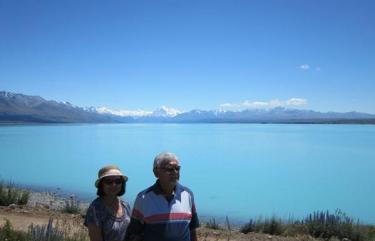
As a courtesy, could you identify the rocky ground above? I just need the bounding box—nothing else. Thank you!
[0,191,320,241]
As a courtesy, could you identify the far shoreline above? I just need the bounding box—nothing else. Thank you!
[2,121,375,125]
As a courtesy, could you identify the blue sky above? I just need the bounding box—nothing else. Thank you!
[1,0,374,113]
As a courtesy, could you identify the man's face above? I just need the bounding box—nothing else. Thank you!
[155,159,180,189]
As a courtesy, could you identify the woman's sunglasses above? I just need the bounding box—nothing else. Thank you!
[103,178,123,185]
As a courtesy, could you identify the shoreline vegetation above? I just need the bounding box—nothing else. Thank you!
[1,181,374,241]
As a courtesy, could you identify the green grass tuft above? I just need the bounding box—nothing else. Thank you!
[61,196,81,214]
[240,210,375,241]
[205,218,222,230]
[0,218,89,241]
[0,181,30,206]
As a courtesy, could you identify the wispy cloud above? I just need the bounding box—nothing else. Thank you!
[299,64,322,72]
[220,98,307,111]
[299,64,310,70]
[286,98,307,106]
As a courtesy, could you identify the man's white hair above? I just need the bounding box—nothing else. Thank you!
[153,152,179,170]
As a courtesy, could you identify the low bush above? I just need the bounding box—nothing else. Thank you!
[0,181,30,206]
[0,218,89,241]
[303,210,365,241]
[240,218,256,234]
[205,218,221,230]
[240,210,375,241]
[0,219,29,241]
[29,217,65,241]
[240,217,284,235]
[62,196,81,214]
[262,217,284,235]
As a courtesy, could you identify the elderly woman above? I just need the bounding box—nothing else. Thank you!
[84,165,131,241]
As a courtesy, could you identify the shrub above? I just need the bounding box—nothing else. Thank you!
[18,191,30,205]
[0,219,29,241]
[29,217,89,241]
[282,223,309,236]
[240,216,285,235]
[205,218,221,230]
[0,181,30,206]
[303,210,365,241]
[262,217,284,235]
[240,218,256,234]
[240,210,375,241]
[29,217,65,241]
[62,196,81,214]
[368,226,375,240]
[0,218,89,241]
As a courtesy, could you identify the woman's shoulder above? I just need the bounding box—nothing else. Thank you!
[88,197,105,210]
[84,198,106,226]
[120,199,130,209]
[120,199,131,214]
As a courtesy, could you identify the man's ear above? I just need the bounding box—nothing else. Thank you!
[153,167,159,178]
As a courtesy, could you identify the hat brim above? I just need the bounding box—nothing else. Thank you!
[95,174,128,187]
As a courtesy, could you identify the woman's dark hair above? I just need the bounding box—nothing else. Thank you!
[96,179,126,197]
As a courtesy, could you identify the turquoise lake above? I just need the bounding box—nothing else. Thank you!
[1,124,374,224]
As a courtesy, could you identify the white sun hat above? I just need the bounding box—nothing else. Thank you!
[95,165,128,187]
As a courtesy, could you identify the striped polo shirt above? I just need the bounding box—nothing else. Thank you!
[125,181,199,241]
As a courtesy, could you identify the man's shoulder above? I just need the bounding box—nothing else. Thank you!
[177,183,194,196]
[134,182,195,199]
[135,184,155,198]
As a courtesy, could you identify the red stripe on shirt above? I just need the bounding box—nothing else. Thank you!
[144,213,192,223]
[132,209,144,220]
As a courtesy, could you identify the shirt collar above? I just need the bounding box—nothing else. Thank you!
[152,180,180,196]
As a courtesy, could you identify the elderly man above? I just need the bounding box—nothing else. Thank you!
[124,152,199,241]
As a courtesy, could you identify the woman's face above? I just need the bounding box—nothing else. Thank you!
[101,176,123,197]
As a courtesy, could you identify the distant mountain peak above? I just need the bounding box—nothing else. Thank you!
[0,91,112,123]
[1,91,375,124]
[96,107,151,117]
[0,91,15,98]
[151,106,181,117]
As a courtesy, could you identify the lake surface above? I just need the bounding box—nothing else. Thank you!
[1,124,374,224]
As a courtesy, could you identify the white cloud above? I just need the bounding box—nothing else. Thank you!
[286,98,307,106]
[299,64,310,70]
[220,98,308,111]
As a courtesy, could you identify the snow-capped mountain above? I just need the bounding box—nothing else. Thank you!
[1,91,375,124]
[96,105,181,118]
[0,91,113,123]
[96,107,152,117]
[150,106,181,117]
[173,107,375,123]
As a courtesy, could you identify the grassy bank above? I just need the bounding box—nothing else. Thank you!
[0,218,88,241]
[205,210,375,241]
[0,181,30,206]
[1,182,375,241]
[0,180,85,215]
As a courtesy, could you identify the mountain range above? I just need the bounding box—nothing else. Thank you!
[1,91,375,124]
